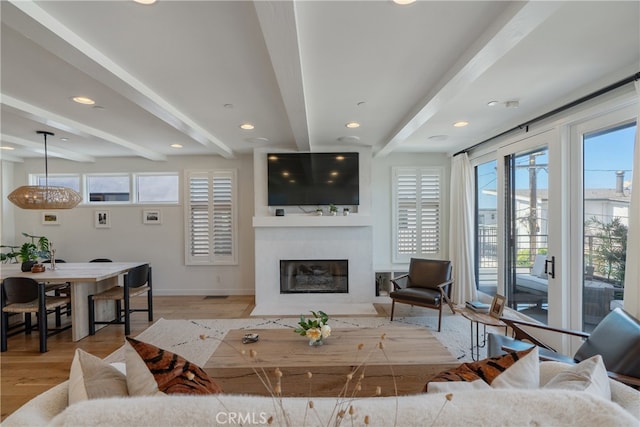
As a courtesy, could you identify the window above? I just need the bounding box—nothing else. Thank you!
[392,167,442,262]
[135,173,179,203]
[185,169,237,265]
[86,174,130,202]
[32,174,80,192]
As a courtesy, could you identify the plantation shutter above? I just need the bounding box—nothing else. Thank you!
[185,169,237,265]
[393,167,442,262]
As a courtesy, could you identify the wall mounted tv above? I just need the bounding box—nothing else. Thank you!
[267,152,359,206]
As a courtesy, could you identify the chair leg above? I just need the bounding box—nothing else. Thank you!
[124,286,131,336]
[115,300,122,322]
[1,312,8,352]
[38,288,47,353]
[437,305,443,332]
[25,313,32,335]
[55,306,62,327]
[390,300,396,321]
[147,290,153,322]
[88,295,96,335]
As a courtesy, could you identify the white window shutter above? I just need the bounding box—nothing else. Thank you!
[185,170,237,265]
[393,167,442,262]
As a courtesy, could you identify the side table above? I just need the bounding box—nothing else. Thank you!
[456,307,508,361]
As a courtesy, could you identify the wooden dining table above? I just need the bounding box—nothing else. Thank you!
[0,262,147,341]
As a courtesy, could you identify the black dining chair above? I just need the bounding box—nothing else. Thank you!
[88,263,153,336]
[42,259,71,316]
[1,277,71,352]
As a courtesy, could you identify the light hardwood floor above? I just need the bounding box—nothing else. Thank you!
[0,295,259,421]
[1,295,391,421]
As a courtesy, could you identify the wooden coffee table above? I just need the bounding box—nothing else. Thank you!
[203,326,459,397]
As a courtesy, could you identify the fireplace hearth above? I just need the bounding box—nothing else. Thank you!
[280,260,348,294]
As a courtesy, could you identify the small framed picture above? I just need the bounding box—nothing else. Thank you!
[143,209,161,225]
[41,212,61,225]
[489,294,506,319]
[94,210,111,229]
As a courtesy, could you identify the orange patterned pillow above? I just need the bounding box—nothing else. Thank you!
[425,347,538,392]
[125,337,223,395]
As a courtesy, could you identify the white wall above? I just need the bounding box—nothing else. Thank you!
[2,155,255,296]
[2,151,453,297]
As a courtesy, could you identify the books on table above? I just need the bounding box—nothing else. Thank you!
[466,300,490,313]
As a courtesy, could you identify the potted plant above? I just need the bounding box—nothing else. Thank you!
[17,233,50,271]
[315,208,323,216]
[329,204,338,216]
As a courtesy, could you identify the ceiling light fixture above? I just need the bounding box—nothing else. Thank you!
[170,144,183,148]
[453,121,469,128]
[7,131,82,210]
[487,100,499,107]
[240,123,255,130]
[345,122,360,129]
[393,0,417,5]
[134,0,157,4]
[0,146,15,150]
[72,96,95,105]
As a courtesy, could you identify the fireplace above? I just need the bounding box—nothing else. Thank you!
[280,260,348,294]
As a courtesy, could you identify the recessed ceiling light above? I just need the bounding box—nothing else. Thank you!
[453,121,469,128]
[240,123,255,130]
[345,122,360,129]
[60,137,69,142]
[505,100,520,108]
[170,144,183,148]
[72,96,95,105]
[223,103,234,109]
[487,100,499,107]
[134,0,157,4]
[0,146,15,150]
[393,0,416,5]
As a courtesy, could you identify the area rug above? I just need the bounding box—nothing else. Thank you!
[105,310,503,366]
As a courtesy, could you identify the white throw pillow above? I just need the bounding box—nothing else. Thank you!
[490,346,540,389]
[543,355,611,400]
[427,379,491,393]
[68,349,128,405]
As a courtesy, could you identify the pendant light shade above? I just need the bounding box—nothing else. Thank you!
[7,131,82,210]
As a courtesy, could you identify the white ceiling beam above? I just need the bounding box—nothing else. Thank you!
[8,0,234,159]
[0,151,23,163]
[0,134,95,163]
[2,95,165,162]
[254,0,310,152]
[376,1,563,157]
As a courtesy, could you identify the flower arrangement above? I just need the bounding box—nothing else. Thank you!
[294,310,331,345]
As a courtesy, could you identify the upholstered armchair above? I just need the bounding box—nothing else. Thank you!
[389,258,455,332]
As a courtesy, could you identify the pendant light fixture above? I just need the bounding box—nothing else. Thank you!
[7,131,82,209]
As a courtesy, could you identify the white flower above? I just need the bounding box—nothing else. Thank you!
[306,327,322,341]
[321,324,331,339]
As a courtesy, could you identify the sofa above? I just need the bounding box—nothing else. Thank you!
[4,360,639,427]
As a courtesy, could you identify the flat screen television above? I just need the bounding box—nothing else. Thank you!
[267,152,359,206]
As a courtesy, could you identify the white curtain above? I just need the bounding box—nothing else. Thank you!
[449,153,477,305]
[622,81,640,319]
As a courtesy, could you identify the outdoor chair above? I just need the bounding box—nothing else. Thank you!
[88,263,153,336]
[487,307,640,387]
[389,258,455,332]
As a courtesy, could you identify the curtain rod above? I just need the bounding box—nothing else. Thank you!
[454,72,640,157]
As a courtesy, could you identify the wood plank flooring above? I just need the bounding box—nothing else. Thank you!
[0,295,258,421]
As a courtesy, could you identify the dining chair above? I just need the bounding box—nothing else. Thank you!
[88,263,153,336]
[1,277,71,352]
[42,259,71,316]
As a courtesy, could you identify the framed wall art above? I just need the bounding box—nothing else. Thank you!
[41,212,61,225]
[143,209,161,225]
[95,210,111,229]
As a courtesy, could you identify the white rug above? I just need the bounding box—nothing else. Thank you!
[106,309,504,366]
